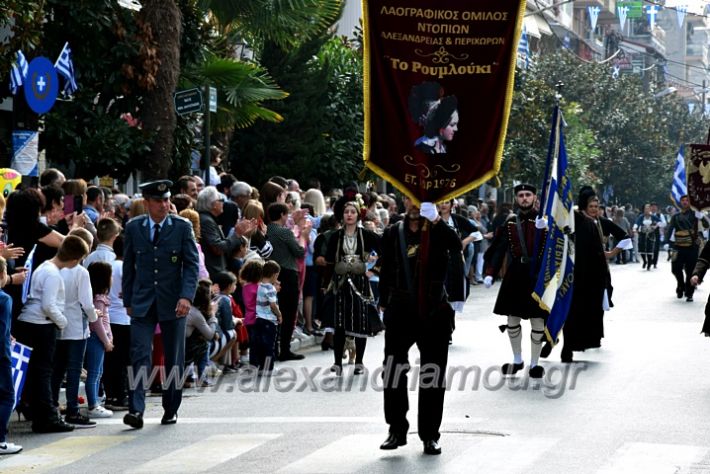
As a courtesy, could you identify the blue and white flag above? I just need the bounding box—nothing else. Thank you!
[618,6,629,31]
[646,4,660,30]
[533,106,575,345]
[676,5,687,28]
[11,342,32,410]
[54,42,78,96]
[671,146,687,206]
[517,25,530,70]
[9,50,29,95]
[588,6,601,31]
[21,244,37,304]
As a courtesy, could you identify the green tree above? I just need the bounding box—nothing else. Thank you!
[504,53,706,205]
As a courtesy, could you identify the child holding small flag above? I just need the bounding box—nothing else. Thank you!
[0,257,22,454]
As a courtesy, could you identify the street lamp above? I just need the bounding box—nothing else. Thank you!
[235,38,254,61]
[653,86,677,99]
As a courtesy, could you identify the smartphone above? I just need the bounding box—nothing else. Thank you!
[75,195,84,214]
[63,194,84,215]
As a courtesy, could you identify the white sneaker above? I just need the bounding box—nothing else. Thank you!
[0,442,23,454]
[87,406,114,418]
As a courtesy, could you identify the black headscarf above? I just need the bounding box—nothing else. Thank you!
[577,186,597,210]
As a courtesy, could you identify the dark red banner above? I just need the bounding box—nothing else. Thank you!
[686,144,710,211]
[363,0,526,204]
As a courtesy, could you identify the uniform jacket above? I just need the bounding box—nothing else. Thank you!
[123,214,200,321]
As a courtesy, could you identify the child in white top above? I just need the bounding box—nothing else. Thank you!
[253,261,282,372]
[52,227,98,427]
[16,235,89,433]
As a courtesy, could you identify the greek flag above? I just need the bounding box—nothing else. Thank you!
[517,25,529,69]
[54,42,78,95]
[9,50,28,95]
[671,146,687,206]
[532,106,575,345]
[21,244,37,304]
[11,342,32,410]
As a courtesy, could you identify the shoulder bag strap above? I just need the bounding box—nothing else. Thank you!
[398,221,414,294]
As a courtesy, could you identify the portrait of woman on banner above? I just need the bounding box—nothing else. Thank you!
[409,82,459,155]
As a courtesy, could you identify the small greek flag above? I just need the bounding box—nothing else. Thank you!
[517,25,530,69]
[9,50,28,95]
[11,342,32,410]
[54,42,78,96]
[21,244,37,304]
[671,146,687,206]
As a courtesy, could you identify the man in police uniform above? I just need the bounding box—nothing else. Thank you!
[122,180,199,429]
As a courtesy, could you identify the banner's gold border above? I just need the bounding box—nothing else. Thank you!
[361,0,527,205]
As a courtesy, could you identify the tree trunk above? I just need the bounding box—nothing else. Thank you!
[140,0,182,180]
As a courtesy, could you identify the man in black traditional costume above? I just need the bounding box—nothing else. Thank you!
[376,199,462,455]
[666,195,707,302]
[483,184,548,379]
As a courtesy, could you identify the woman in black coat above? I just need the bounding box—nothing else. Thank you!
[561,187,631,362]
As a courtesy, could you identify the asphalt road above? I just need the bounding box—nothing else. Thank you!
[3,256,710,473]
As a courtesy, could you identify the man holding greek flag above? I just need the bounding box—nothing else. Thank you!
[533,106,575,361]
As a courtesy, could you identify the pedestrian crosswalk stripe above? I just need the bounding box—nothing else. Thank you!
[0,435,133,473]
[277,434,390,474]
[597,442,708,474]
[130,434,281,473]
[443,436,557,472]
[97,416,485,425]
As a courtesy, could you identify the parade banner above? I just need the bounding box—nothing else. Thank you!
[533,106,575,345]
[363,0,526,204]
[685,143,710,211]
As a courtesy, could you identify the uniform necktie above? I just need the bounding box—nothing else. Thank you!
[153,223,160,246]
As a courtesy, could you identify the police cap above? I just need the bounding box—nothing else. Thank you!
[140,180,173,199]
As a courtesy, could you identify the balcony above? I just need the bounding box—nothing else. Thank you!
[627,20,666,57]
[686,44,708,59]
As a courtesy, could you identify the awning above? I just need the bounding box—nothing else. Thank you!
[534,14,552,36]
[524,15,541,38]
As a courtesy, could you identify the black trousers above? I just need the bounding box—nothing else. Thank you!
[103,323,131,402]
[277,269,300,355]
[672,246,699,297]
[382,310,450,442]
[15,321,59,427]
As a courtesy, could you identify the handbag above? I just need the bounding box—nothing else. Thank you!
[366,303,384,335]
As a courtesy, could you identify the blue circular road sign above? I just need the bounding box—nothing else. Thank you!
[24,57,59,115]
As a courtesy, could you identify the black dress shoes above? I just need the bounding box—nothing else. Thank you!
[423,440,442,455]
[32,418,75,433]
[278,351,305,361]
[561,348,573,363]
[380,433,407,450]
[501,362,524,375]
[161,412,178,425]
[123,412,144,429]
